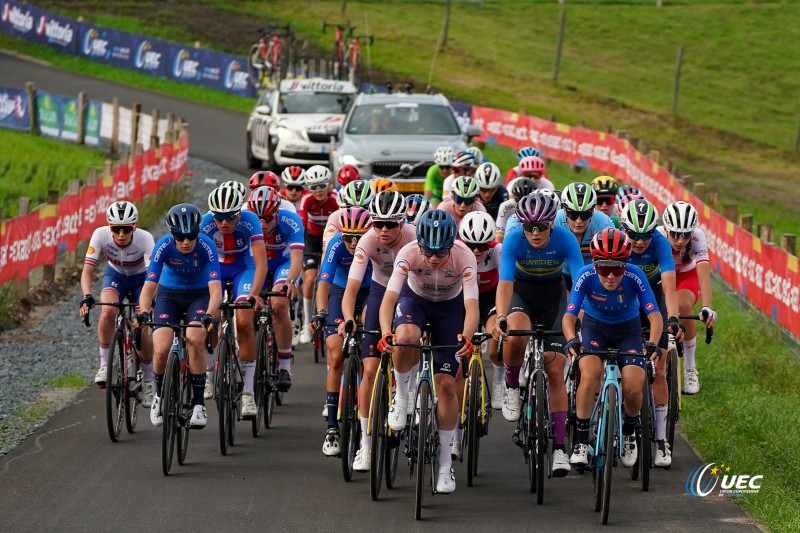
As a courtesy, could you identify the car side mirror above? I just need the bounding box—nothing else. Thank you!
[255,105,271,116]
[466,124,482,140]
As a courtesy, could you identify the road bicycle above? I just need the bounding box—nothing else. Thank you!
[253,288,289,436]
[83,294,142,443]
[629,356,655,491]
[458,332,492,488]
[311,280,326,364]
[343,32,374,87]
[248,22,293,89]
[322,19,354,81]
[501,324,562,504]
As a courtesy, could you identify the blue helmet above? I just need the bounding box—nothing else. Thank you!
[517,146,542,161]
[416,209,457,251]
[166,203,202,234]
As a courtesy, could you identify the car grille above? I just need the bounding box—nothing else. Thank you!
[282,151,330,161]
[371,160,433,180]
[306,131,334,143]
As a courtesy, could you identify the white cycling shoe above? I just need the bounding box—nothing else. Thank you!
[240,393,257,418]
[502,387,521,422]
[655,440,672,468]
[141,380,155,408]
[436,466,456,494]
[150,396,163,427]
[353,448,371,472]
[621,435,637,467]
[190,405,207,428]
[491,381,504,410]
[683,368,700,395]
[204,370,215,400]
[94,364,107,386]
[570,443,589,467]
[388,395,408,431]
[552,449,571,476]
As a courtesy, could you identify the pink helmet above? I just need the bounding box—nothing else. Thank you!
[617,193,645,215]
[519,156,545,174]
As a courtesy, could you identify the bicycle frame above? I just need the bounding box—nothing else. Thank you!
[459,334,491,428]
[587,351,624,469]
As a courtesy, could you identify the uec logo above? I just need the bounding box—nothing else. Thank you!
[686,463,763,497]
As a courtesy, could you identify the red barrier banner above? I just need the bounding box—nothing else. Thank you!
[129,151,143,202]
[141,148,161,196]
[28,205,60,269]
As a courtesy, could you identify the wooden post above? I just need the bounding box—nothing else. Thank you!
[64,180,81,268]
[706,193,719,210]
[26,81,37,134]
[605,124,612,134]
[616,129,627,140]
[781,234,797,256]
[439,0,453,51]
[758,224,774,244]
[740,214,754,233]
[150,108,160,147]
[14,197,31,298]
[104,160,113,179]
[76,91,87,146]
[649,150,660,164]
[166,113,175,139]
[41,190,60,282]
[637,139,646,154]
[672,46,684,116]
[130,102,141,149]
[553,10,566,83]
[86,167,97,186]
[693,182,706,201]
[110,97,119,155]
[664,160,671,172]
[722,204,738,222]
[682,174,693,187]
[135,143,144,156]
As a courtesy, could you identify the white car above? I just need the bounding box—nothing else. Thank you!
[246,78,357,170]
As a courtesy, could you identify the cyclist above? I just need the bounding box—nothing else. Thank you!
[405,194,431,226]
[279,166,309,210]
[492,193,583,476]
[201,184,267,416]
[369,178,398,195]
[79,201,156,406]
[563,228,663,469]
[503,188,562,237]
[505,146,550,183]
[620,198,685,467]
[658,201,717,395]
[442,150,478,200]
[379,209,479,494]
[322,180,374,251]
[313,207,374,460]
[474,162,508,220]
[459,211,504,409]
[298,165,338,344]
[438,175,487,226]
[506,155,554,190]
[338,190,415,470]
[135,204,222,429]
[591,175,620,227]
[248,171,297,213]
[424,146,454,207]
[336,164,361,190]
[495,177,537,243]
[248,186,304,391]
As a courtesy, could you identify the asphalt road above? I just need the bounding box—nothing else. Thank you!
[0,51,762,531]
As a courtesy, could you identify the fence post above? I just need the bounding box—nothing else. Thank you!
[794,114,800,154]
[150,108,160,149]
[64,180,81,268]
[553,10,566,83]
[693,182,706,201]
[706,193,719,210]
[130,102,141,148]
[41,190,60,282]
[781,234,797,256]
[77,91,87,146]
[616,129,627,140]
[110,97,119,155]
[14,198,31,298]
[649,150,660,164]
[26,81,37,134]
[758,224,774,244]
[722,204,738,222]
[605,124,613,134]
[740,214,754,233]
[672,46,684,116]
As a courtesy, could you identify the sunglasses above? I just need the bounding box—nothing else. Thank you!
[669,230,693,240]
[309,183,328,191]
[212,211,239,222]
[480,187,498,195]
[625,229,654,241]
[341,233,362,244]
[521,172,542,179]
[420,247,451,258]
[172,232,198,242]
[594,261,626,278]
[439,166,452,172]
[523,221,551,233]
[286,185,303,192]
[453,195,476,206]
[373,220,400,230]
[453,168,475,176]
[565,209,593,221]
[110,225,134,235]
[466,242,490,253]
[597,196,616,206]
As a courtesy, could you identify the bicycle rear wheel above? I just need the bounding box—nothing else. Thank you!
[592,398,605,513]
[601,387,617,525]
[253,327,267,437]
[534,371,547,504]
[161,352,179,476]
[385,434,400,489]
[217,338,232,456]
[666,348,679,458]
[370,368,388,500]
[266,337,279,423]
[641,379,652,491]
[106,330,125,443]
[124,345,140,434]
[177,362,191,465]
[340,355,359,482]
[414,381,431,521]
[466,359,481,487]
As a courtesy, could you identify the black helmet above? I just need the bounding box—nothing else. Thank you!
[166,203,201,234]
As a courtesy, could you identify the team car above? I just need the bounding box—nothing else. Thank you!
[246,78,358,170]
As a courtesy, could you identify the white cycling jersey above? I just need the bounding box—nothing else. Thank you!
[656,226,709,273]
[84,227,155,275]
[387,240,479,302]
[495,199,517,239]
[349,224,417,287]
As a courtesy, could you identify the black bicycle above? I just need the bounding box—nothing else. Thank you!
[253,288,289,436]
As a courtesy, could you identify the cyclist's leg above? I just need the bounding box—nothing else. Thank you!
[616,319,647,467]
[268,262,295,390]
[233,268,258,406]
[648,290,670,458]
[484,307,504,409]
[676,270,701,393]
[185,292,212,427]
[389,291,425,429]
[324,285,346,435]
[542,284,568,455]
[149,289,183,425]
[95,269,123,383]
[571,317,605,464]
[301,234,322,341]
[128,274,153,367]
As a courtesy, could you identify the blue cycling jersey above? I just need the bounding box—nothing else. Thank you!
[566,263,659,324]
[147,233,221,290]
[499,225,584,284]
[319,234,372,288]
[200,210,264,269]
[263,209,304,270]
[627,231,675,285]
[554,210,614,275]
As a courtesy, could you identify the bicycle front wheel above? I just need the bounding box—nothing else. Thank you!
[266,336,279,423]
[106,330,125,442]
[370,368,388,500]
[177,362,191,465]
[641,379,652,491]
[666,348,679,458]
[253,327,267,437]
[467,359,481,487]
[340,355,359,482]
[601,387,617,525]
[124,344,140,434]
[534,371,548,504]
[161,351,179,475]
[414,380,431,521]
[216,338,232,456]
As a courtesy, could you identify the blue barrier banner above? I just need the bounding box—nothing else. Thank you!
[1,1,35,39]
[0,86,29,131]
[35,91,63,138]
[451,100,473,133]
[220,53,255,98]
[79,24,135,69]
[31,5,79,54]
[131,36,169,78]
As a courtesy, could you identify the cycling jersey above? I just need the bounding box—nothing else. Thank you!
[147,234,221,290]
[499,225,584,284]
[424,164,446,203]
[476,241,501,294]
[438,198,487,226]
[627,231,675,285]
[299,192,338,237]
[554,210,615,274]
[495,199,517,240]
[322,208,344,252]
[319,234,373,289]
[262,209,304,266]
[655,226,709,273]
[388,241,479,302]
[85,227,155,276]
[566,263,659,324]
[348,224,417,287]
[279,188,310,211]
[480,186,509,220]
[200,210,264,268]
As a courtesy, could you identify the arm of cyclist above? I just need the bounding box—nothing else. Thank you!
[562,313,583,359]
[661,270,685,342]
[205,279,222,329]
[311,280,331,332]
[644,310,663,360]
[79,263,96,317]
[133,280,158,328]
[491,279,513,340]
[456,297,480,359]
[696,261,716,327]
[377,288,399,353]
[338,277,361,336]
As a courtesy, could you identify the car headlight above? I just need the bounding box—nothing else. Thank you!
[277,127,297,140]
[340,154,367,166]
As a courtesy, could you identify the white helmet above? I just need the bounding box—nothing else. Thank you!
[533,188,561,210]
[474,162,501,189]
[433,146,454,167]
[369,190,406,221]
[305,165,332,186]
[459,211,496,244]
[662,201,698,232]
[467,146,483,163]
[281,166,306,187]
[222,180,247,199]
[208,183,244,213]
[106,201,138,225]
[561,182,597,211]
[335,188,347,209]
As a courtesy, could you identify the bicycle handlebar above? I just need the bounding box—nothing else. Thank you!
[678,314,714,344]
[321,20,355,35]
[142,321,213,353]
[503,329,563,338]
[82,301,139,327]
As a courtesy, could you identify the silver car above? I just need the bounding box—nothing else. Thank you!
[331,92,481,193]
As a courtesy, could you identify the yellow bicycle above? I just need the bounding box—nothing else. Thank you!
[459,332,493,488]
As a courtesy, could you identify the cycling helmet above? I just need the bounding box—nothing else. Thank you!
[518,156,545,174]
[337,164,360,187]
[369,190,406,221]
[335,188,347,208]
[416,209,457,251]
[662,201,699,233]
[222,180,247,199]
[337,207,372,234]
[459,211,496,244]
[305,165,332,186]
[106,201,138,225]
[451,150,477,169]
[510,177,537,201]
[451,176,479,199]
[249,171,280,191]
[591,175,619,196]
[561,182,597,211]
[208,183,244,213]
[281,165,305,187]
[467,146,483,163]
[166,203,201,234]
[516,193,558,223]
[616,184,641,201]
[433,146,455,167]
[405,194,431,225]
[474,162,501,189]
[620,199,659,234]
[517,146,542,161]
[532,188,561,210]
[370,178,398,194]
[247,186,281,219]
[590,228,632,261]
[340,180,374,208]
[617,193,644,215]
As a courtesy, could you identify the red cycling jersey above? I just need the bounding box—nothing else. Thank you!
[476,240,501,294]
[299,191,338,237]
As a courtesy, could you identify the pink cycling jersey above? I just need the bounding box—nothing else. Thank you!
[348,223,417,287]
[387,240,479,302]
[437,198,487,226]
[656,226,709,274]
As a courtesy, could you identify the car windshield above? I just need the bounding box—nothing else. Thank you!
[345,103,461,135]
[278,92,354,114]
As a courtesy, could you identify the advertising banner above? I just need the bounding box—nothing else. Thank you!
[0,1,35,40]
[131,36,169,78]
[84,99,102,146]
[0,87,29,131]
[220,53,254,98]
[60,96,80,142]
[78,24,135,69]
[31,5,79,54]
[35,91,62,138]
[57,192,80,252]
